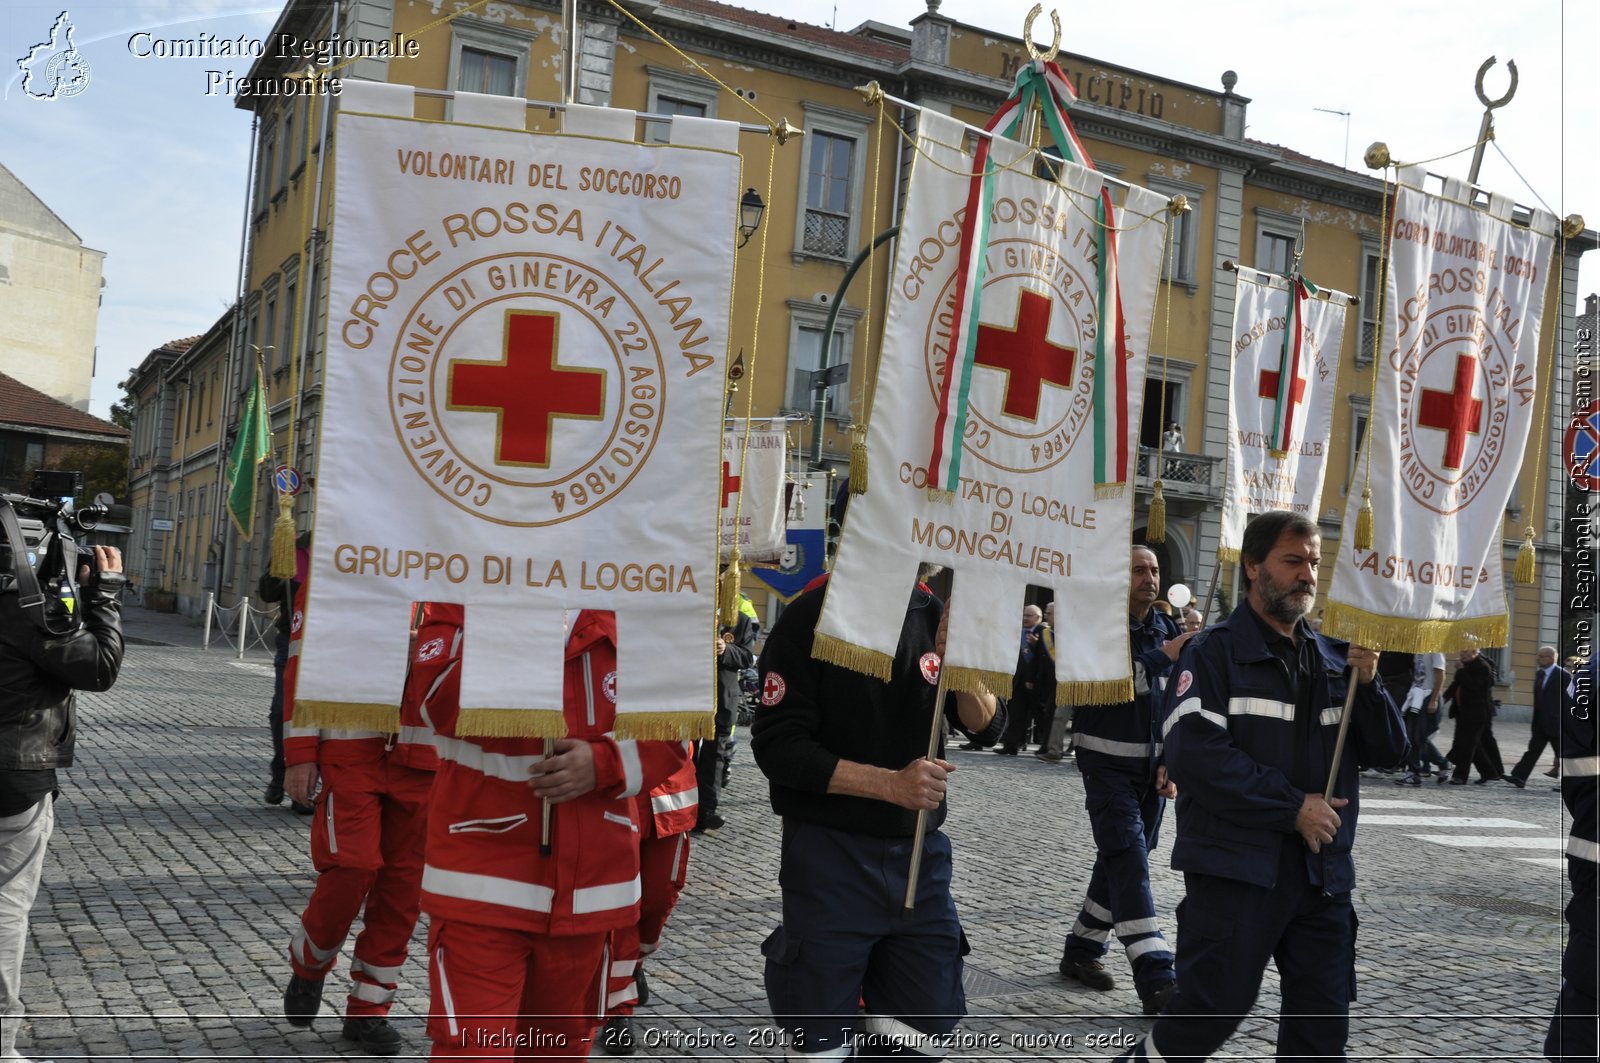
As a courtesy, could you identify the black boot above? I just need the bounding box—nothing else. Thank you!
[341,1016,403,1056]
[283,974,324,1027]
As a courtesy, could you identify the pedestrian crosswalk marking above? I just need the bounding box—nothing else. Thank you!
[1362,799,1449,810]
[1405,835,1565,850]
[1363,815,1538,829]
[1517,857,1568,869]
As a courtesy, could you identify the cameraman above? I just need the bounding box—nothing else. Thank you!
[0,542,125,1060]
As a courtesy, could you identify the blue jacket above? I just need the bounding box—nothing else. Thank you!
[1161,602,1408,892]
[1072,608,1183,772]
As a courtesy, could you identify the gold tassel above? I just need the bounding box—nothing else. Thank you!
[943,665,1013,701]
[1147,480,1167,543]
[849,424,869,494]
[1513,525,1536,585]
[1354,486,1374,552]
[269,493,297,579]
[720,549,742,627]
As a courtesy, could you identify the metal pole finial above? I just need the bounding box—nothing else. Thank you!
[1022,5,1060,63]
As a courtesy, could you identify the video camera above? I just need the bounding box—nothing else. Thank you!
[0,471,107,631]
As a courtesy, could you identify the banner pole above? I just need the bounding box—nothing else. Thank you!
[202,592,214,651]
[1323,676,1361,801]
[902,675,948,918]
[237,598,249,661]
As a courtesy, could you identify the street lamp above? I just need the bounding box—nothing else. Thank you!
[738,187,765,248]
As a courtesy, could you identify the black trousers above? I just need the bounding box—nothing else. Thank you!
[1510,719,1558,783]
[1448,707,1503,781]
[694,700,734,816]
[269,629,289,785]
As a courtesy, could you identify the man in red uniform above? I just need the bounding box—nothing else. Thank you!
[598,743,697,1054]
[280,598,454,1055]
[421,610,690,1059]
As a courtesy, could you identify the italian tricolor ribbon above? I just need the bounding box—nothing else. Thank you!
[926,59,1130,496]
[1267,274,1319,459]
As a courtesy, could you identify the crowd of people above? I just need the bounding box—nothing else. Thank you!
[0,506,1592,1063]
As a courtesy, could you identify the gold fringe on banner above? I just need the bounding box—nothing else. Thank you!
[269,493,297,579]
[1353,487,1374,552]
[810,631,895,682]
[1147,480,1167,542]
[1217,545,1240,565]
[1321,600,1510,654]
[1513,526,1536,585]
[614,712,716,741]
[849,424,869,494]
[720,548,742,627]
[1095,483,1125,501]
[456,708,569,740]
[294,701,400,733]
[1058,677,1136,707]
[943,665,1012,701]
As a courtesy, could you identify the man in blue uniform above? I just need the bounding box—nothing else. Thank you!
[1545,656,1596,1062]
[1058,546,1194,1014]
[1118,511,1407,1062]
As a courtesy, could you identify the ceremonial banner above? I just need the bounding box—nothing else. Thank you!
[720,425,787,564]
[815,111,1169,703]
[749,470,829,602]
[296,90,740,738]
[224,360,270,537]
[1325,170,1556,651]
[1219,266,1350,561]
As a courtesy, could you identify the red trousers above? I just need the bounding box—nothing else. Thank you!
[605,831,690,1017]
[289,752,433,1019]
[426,918,609,1059]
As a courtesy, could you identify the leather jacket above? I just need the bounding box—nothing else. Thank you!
[0,569,127,771]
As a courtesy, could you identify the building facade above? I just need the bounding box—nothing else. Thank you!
[124,0,1594,710]
[0,162,104,412]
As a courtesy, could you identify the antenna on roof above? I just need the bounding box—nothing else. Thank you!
[1313,107,1351,170]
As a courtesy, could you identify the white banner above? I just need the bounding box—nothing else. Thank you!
[814,111,1169,704]
[720,425,787,564]
[1219,267,1349,560]
[296,98,740,738]
[1325,172,1556,651]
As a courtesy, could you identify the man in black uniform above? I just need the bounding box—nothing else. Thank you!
[1117,511,1407,1061]
[752,570,1003,1060]
[1545,656,1596,1062]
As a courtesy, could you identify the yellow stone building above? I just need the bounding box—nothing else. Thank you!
[128,0,1593,711]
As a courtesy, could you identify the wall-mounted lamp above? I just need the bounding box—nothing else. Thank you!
[738,187,766,248]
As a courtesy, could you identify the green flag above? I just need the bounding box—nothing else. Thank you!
[225,362,271,537]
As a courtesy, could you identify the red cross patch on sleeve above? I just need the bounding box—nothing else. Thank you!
[919,652,942,685]
[761,673,787,706]
[1175,670,1193,698]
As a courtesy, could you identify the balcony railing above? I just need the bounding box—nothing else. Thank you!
[1136,447,1221,497]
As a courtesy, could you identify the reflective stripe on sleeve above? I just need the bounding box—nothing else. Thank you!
[652,787,699,814]
[616,740,644,798]
[1568,835,1599,864]
[1561,755,1599,777]
[1164,698,1226,738]
[572,877,642,915]
[433,734,545,782]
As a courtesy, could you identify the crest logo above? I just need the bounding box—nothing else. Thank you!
[1174,670,1193,698]
[417,637,445,662]
[389,254,666,526]
[1395,305,1521,515]
[602,670,618,703]
[16,12,91,100]
[925,239,1096,474]
[761,672,786,706]
[919,652,942,685]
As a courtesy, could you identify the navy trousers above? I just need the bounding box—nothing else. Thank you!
[1121,842,1356,1063]
[763,820,966,1060]
[1062,752,1174,993]
[1545,858,1598,1061]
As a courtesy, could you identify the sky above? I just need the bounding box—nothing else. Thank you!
[1,0,1594,418]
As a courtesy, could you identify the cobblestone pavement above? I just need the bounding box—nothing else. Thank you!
[15,605,1575,1060]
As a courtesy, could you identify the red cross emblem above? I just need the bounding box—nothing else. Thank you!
[761,672,787,706]
[974,290,1077,422]
[721,461,742,508]
[1417,354,1484,471]
[447,310,606,467]
[1258,366,1309,411]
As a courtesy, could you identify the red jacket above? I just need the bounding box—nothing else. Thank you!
[421,610,688,935]
[283,592,445,772]
[643,749,698,837]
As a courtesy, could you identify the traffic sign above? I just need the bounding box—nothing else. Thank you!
[1565,399,1600,492]
[274,465,302,497]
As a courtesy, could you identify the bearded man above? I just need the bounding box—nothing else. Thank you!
[1116,511,1408,1062]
